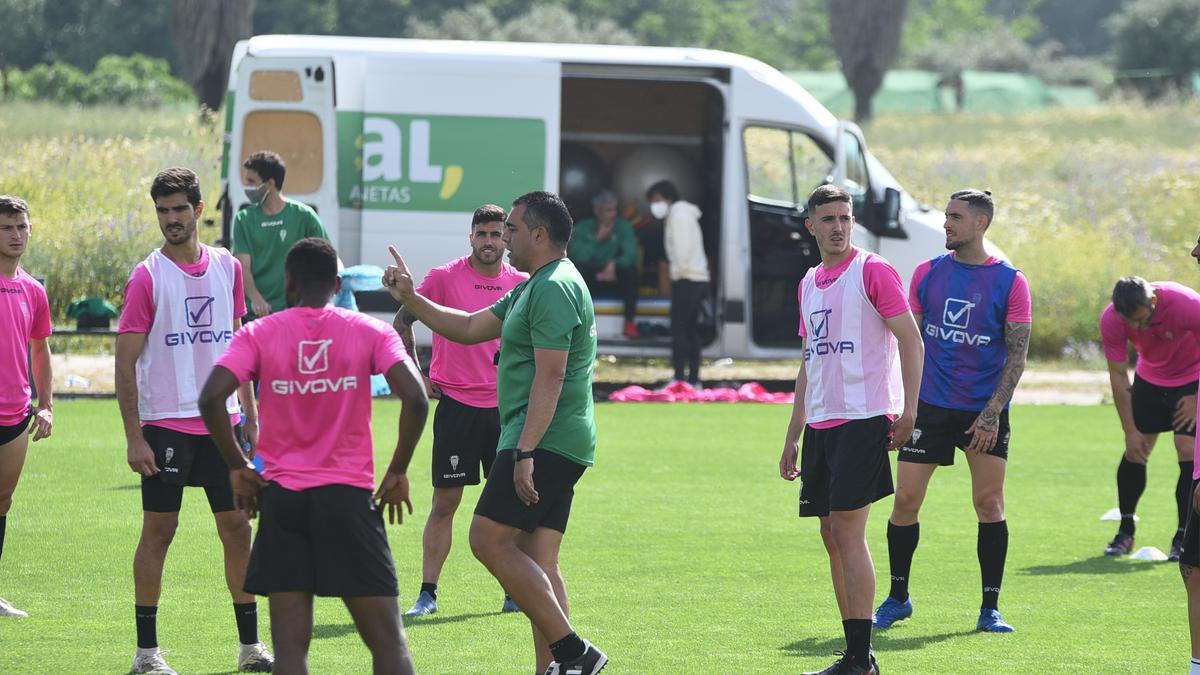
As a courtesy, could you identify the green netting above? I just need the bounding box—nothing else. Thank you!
[784,69,1096,114]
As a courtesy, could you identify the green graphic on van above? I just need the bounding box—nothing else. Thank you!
[337,113,545,211]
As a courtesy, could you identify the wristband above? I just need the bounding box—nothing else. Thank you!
[514,449,535,461]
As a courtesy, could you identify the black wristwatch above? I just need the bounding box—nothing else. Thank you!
[515,450,535,461]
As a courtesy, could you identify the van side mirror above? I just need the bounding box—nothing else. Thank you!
[883,187,901,230]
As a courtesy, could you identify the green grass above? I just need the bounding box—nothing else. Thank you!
[0,400,1188,673]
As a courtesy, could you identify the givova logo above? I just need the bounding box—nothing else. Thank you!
[804,309,855,361]
[338,112,545,212]
[927,296,992,346]
[166,296,232,346]
[272,339,358,395]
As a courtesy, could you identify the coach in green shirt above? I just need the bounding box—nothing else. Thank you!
[232,151,329,316]
[382,190,606,674]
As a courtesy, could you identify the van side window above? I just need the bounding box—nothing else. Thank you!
[841,130,869,200]
[249,70,303,102]
[743,126,832,207]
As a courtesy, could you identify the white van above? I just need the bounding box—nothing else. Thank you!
[220,35,954,357]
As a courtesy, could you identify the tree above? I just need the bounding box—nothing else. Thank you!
[170,0,255,110]
[826,0,910,123]
[1109,0,1200,99]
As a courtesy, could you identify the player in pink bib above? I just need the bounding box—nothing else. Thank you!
[115,169,271,675]
[0,195,53,619]
[200,238,429,675]
[1099,277,1200,561]
[778,186,924,675]
[1182,236,1200,675]
[392,204,528,618]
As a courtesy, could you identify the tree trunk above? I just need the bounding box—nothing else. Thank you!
[170,0,255,111]
[826,0,909,123]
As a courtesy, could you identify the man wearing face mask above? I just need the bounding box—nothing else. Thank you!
[232,151,329,318]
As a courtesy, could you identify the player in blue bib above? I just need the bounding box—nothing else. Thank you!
[872,190,1033,634]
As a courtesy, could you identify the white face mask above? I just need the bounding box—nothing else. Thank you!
[650,201,669,219]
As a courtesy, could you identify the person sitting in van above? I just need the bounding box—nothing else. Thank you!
[568,190,641,338]
[647,180,709,386]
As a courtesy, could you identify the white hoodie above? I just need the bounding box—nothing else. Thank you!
[664,200,709,282]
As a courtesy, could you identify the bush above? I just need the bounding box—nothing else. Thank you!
[5,54,194,107]
[1109,0,1200,99]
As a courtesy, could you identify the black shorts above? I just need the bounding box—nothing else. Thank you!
[0,408,32,446]
[244,482,399,597]
[1132,376,1198,436]
[474,449,586,534]
[799,416,894,517]
[898,401,1011,466]
[140,424,243,513]
[432,394,499,488]
[1182,479,1200,568]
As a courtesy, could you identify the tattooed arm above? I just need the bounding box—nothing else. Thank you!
[965,321,1031,454]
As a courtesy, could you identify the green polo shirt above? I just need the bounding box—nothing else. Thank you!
[489,258,597,466]
[231,199,328,313]
[568,217,638,270]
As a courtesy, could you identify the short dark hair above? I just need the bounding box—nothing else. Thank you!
[806,184,851,215]
[243,151,287,190]
[513,191,573,247]
[1112,276,1155,318]
[0,195,30,217]
[285,237,339,295]
[950,188,994,227]
[471,204,507,230]
[150,167,202,207]
[646,180,679,203]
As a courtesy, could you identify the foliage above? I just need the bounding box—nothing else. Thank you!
[0,103,218,322]
[1109,0,1200,99]
[0,0,176,71]
[407,4,637,45]
[0,401,1188,672]
[5,54,194,107]
[827,0,910,121]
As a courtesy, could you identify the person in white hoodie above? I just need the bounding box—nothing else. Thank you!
[647,180,709,386]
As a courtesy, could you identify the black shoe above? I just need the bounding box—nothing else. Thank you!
[543,640,607,675]
[1170,535,1185,562]
[803,651,879,675]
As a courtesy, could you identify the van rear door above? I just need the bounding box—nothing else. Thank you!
[229,56,339,245]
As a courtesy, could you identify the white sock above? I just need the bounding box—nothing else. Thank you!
[135,646,161,657]
[1190,657,1200,674]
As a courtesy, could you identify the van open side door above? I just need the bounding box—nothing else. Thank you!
[229,56,339,246]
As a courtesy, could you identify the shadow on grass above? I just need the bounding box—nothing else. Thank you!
[111,483,140,490]
[313,622,358,639]
[1019,555,1167,576]
[402,611,506,628]
[781,628,978,657]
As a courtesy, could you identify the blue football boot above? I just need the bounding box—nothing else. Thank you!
[976,608,1015,633]
[871,596,913,629]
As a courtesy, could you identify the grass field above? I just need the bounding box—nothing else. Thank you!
[0,400,1189,673]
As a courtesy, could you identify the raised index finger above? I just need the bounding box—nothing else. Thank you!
[387,245,408,270]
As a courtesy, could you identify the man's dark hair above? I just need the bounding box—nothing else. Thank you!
[0,195,30,217]
[512,191,573,246]
[243,151,287,190]
[150,167,202,207]
[286,237,339,295]
[645,180,679,203]
[472,204,507,230]
[806,184,851,215]
[1112,276,1155,318]
[950,188,994,227]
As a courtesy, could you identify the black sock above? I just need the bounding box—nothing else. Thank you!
[549,632,586,663]
[1117,457,1147,536]
[0,515,6,563]
[135,605,159,649]
[233,602,258,645]
[886,521,919,602]
[420,582,438,600]
[842,618,872,662]
[978,520,1008,610]
[1178,462,1194,533]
